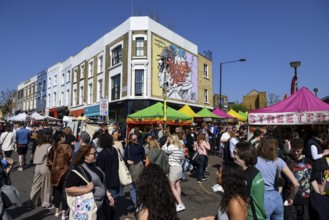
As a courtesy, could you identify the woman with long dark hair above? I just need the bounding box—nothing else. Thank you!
[96,132,120,219]
[136,164,179,220]
[197,162,248,220]
[233,142,266,220]
[47,130,72,219]
[65,144,114,220]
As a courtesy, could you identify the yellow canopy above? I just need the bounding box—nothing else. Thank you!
[227,109,247,121]
[178,104,200,118]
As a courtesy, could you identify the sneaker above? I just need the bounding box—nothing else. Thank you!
[176,204,186,212]
[43,204,55,209]
[17,167,23,171]
[201,177,208,181]
[197,180,202,184]
[55,212,62,217]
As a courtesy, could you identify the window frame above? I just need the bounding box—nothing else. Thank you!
[111,45,122,66]
[111,74,121,101]
[135,69,144,96]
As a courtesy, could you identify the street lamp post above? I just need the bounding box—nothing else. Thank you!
[290,61,301,95]
[219,59,246,110]
[313,88,318,97]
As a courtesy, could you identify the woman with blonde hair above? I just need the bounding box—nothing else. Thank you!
[162,134,185,212]
[255,136,299,220]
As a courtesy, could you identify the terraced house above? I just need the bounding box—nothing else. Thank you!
[16,16,213,122]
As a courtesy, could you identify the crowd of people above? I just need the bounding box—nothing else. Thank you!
[0,120,328,219]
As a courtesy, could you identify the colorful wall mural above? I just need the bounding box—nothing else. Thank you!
[152,35,198,103]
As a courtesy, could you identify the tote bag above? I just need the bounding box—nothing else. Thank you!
[66,170,97,220]
[115,148,132,185]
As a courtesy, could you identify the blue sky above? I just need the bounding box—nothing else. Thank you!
[1,0,328,103]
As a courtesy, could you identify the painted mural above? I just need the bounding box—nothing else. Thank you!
[152,35,198,102]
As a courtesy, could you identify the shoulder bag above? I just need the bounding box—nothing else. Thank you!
[0,132,9,150]
[128,145,144,182]
[66,169,97,220]
[115,148,132,185]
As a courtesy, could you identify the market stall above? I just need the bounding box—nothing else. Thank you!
[127,102,192,126]
[227,109,247,122]
[195,107,221,123]
[248,87,329,125]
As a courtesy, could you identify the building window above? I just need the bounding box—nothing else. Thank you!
[62,73,65,85]
[98,55,103,73]
[73,89,77,106]
[48,94,51,107]
[97,79,103,102]
[48,78,52,87]
[54,75,57,86]
[80,65,85,79]
[111,75,120,100]
[43,80,46,90]
[73,69,77,82]
[135,70,144,96]
[112,45,122,66]
[136,38,144,56]
[66,89,69,106]
[67,70,70,82]
[88,83,93,104]
[80,86,84,104]
[60,92,64,106]
[53,92,56,106]
[203,64,208,78]
[88,61,94,78]
[204,89,208,103]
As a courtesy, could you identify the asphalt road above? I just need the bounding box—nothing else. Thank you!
[6,147,222,220]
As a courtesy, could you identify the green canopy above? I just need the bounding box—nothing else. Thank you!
[238,110,248,118]
[127,102,192,125]
[196,107,221,118]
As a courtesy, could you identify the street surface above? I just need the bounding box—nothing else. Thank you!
[6,147,222,220]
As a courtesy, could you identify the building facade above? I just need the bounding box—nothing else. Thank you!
[243,89,267,110]
[16,17,213,122]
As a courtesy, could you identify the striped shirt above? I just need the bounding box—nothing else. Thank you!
[162,144,184,167]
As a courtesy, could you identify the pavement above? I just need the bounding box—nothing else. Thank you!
[6,147,222,220]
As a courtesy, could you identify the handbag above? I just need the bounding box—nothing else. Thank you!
[115,148,132,185]
[191,151,200,164]
[274,159,283,192]
[0,185,21,209]
[127,145,144,182]
[129,161,144,182]
[0,132,9,150]
[66,170,97,220]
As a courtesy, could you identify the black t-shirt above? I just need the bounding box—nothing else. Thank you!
[65,163,104,188]
[284,155,315,205]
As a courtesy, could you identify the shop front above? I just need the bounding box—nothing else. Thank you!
[70,107,84,118]
[49,108,58,118]
[84,104,100,119]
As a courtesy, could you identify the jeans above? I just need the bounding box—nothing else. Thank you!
[264,190,283,220]
[130,182,137,207]
[197,155,206,181]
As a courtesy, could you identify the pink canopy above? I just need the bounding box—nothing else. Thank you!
[249,87,329,125]
[212,108,236,119]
